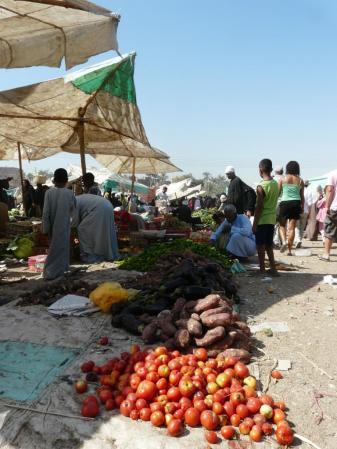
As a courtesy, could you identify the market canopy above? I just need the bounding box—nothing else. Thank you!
[0,0,120,69]
[0,52,180,173]
[103,175,149,194]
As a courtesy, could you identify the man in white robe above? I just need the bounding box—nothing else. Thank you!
[42,169,76,280]
[73,194,119,263]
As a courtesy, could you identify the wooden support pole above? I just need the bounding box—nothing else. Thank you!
[17,142,27,215]
[78,108,86,176]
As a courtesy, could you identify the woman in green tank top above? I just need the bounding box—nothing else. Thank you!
[278,161,304,255]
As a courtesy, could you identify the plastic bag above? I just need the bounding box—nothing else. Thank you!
[89,282,129,313]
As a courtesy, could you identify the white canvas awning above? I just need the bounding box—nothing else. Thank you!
[0,53,181,174]
[0,0,119,69]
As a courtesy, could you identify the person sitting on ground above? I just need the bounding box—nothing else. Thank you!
[278,161,304,255]
[319,169,337,261]
[42,169,76,281]
[210,204,256,259]
[252,159,279,275]
[73,194,119,263]
[82,172,102,196]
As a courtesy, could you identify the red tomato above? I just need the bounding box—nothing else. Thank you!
[230,392,244,407]
[154,346,168,357]
[274,401,286,411]
[173,408,184,420]
[193,391,205,401]
[171,350,180,358]
[260,394,274,406]
[169,370,182,386]
[243,385,257,398]
[206,358,218,369]
[212,402,223,415]
[167,387,181,402]
[221,425,235,439]
[262,422,274,435]
[120,400,134,417]
[81,400,99,418]
[98,389,113,404]
[134,361,144,371]
[157,390,168,405]
[81,361,95,373]
[225,356,238,367]
[234,362,249,379]
[167,418,182,437]
[136,380,157,401]
[105,398,115,410]
[168,359,182,371]
[150,410,165,427]
[158,365,170,378]
[164,402,178,414]
[273,408,286,424]
[200,410,220,430]
[126,392,137,403]
[179,379,195,397]
[150,402,164,413]
[136,366,147,380]
[243,417,254,429]
[130,409,140,420]
[275,426,294,445]
[205,430,218,444]
[146,372,160,383]
[253,414,266,425]
[250,425,262,442]
[236,404,249,419]
[230,414,241,427]
[129,374,141,390]
[239,422,251,435]
[271,370,283,379]
[75,380,88,394]
[194,399,208,413]
[223,401,235,417]
[157,354,170,365]
[206,373,217,383]
[140,407,151,421]
[135,398,147,410]
[247,397,261,414]
[184,407,200,427]
[194,348,208,362]
[179,397,193,412]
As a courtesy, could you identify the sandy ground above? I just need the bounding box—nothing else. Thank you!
[0,240,336,449]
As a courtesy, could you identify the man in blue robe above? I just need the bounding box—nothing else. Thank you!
[210,204,256,258]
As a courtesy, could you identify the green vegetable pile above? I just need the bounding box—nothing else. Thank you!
[117,239,231,272]
[7,233,35,259]
[192,208,218,230]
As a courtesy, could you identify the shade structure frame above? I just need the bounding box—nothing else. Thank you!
[0,0,120,69]
[0,53,181,176]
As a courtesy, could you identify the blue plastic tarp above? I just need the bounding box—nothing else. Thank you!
[0,340,79,402]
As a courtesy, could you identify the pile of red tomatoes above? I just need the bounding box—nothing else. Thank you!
[77,345,294,446]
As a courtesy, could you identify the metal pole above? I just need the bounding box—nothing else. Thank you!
[17,142,27,215]
[78,109,86,176]
[130,158,136,196]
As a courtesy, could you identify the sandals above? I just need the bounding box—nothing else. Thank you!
[280,243,288,253]
[318,255,330,262]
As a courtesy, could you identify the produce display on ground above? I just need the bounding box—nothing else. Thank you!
[192,208,218,230]
[117,240,232,272]
[75,344,294,446]
[112,251,251,359]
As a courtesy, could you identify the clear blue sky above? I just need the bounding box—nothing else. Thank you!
[1,0,337,184]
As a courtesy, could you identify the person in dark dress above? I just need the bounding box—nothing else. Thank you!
[225,166,256,216]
